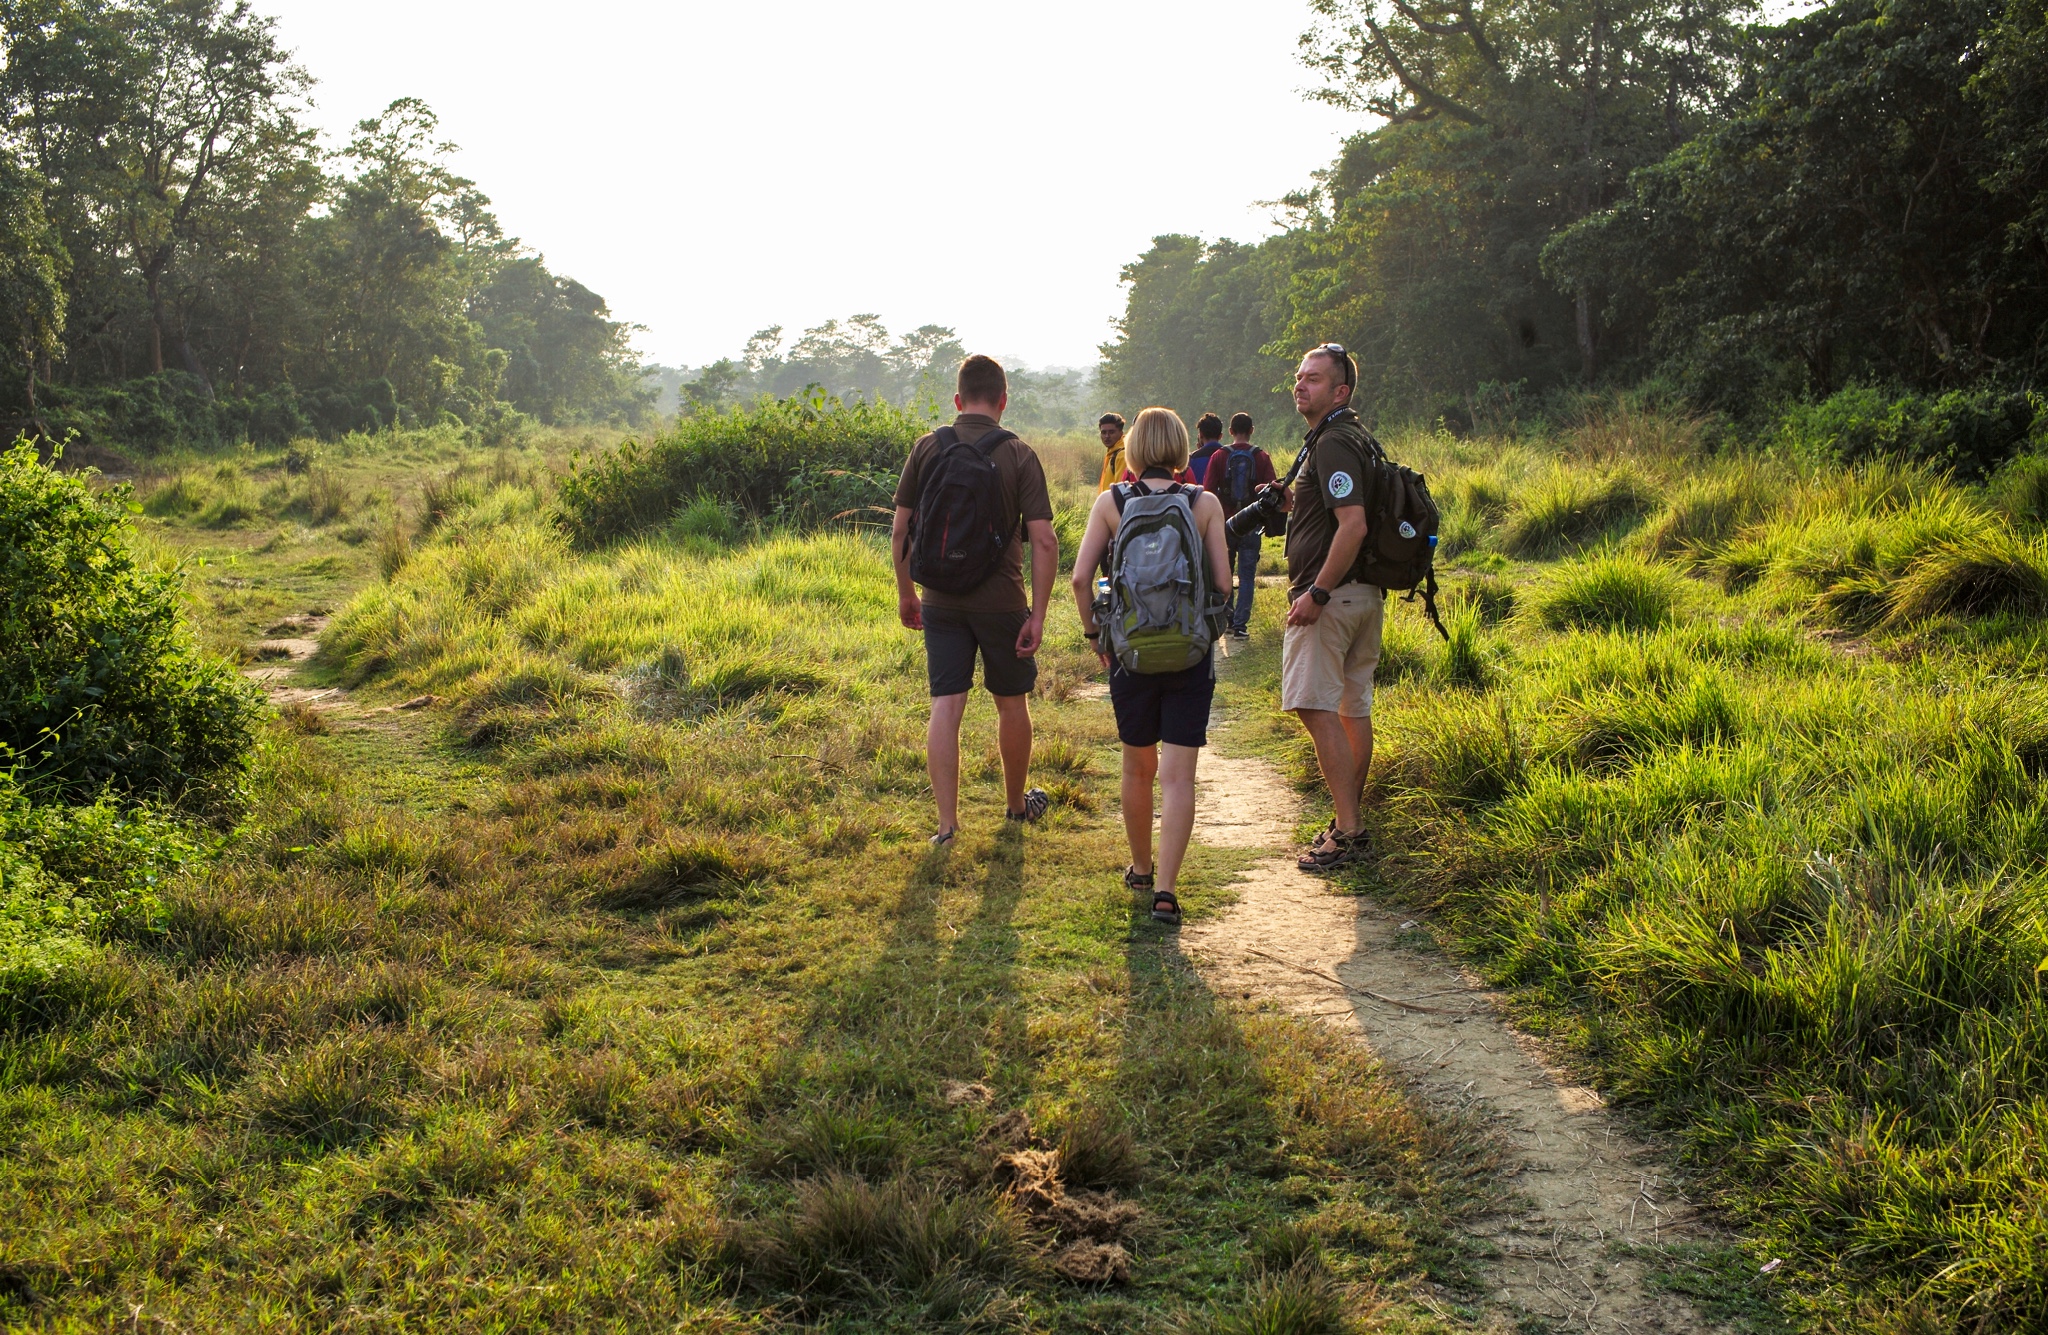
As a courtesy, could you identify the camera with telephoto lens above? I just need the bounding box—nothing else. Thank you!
[1225,484,1287,541]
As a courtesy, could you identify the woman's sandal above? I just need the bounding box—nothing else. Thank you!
[1150,888,1182,925]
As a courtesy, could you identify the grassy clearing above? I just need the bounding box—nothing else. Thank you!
[14,405,2048,1331]
[0,441,1500,1330]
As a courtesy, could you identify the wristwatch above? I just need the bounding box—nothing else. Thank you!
[1309,585,1331,606]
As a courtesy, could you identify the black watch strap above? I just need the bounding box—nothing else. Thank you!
[1309,584,1331,605]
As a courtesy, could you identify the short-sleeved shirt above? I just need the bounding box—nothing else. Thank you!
[1283,411,1376,600]
[894,413,1054,613]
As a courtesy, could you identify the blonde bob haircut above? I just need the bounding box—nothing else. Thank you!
[1125,406,1190,475]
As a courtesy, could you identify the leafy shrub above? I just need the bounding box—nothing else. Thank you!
[1537,556,1682,631]
[0,771,196,1008]
[0,440,262,803]
[556,394,931,546]
[1502,466,1660,556]
[1772,384,2044,479]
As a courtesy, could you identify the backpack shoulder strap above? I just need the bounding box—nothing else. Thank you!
[1110,481,1135,517]
[969,427,1015,456]
[933,426,960,449]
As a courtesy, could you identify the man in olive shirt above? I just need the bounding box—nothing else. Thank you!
[892,355,1060,846]
[1280,344,1379,873]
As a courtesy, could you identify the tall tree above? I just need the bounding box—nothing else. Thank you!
[0,150,66,424]
[1545,0,2048,402]
[1279,0,1753,406]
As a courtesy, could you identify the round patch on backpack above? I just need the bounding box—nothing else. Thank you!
[1398,520,1417,539]
[1327,471,1354,499]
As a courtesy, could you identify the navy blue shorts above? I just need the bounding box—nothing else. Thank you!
[1108,655,1215,749]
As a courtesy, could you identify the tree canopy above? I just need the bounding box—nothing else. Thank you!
[1103,0,2048,429]
[0,0,647,444]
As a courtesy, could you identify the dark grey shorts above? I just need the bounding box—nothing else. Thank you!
[922,606,1037,697]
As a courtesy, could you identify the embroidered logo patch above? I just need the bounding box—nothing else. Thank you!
[1398,520,1417,539]
[1327,471,1354,499]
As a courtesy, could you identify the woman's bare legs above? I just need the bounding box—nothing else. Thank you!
[1121,743,1158,874]
[1155,743,1199,894]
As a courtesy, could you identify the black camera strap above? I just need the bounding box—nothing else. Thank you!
[1281,406,1359,490]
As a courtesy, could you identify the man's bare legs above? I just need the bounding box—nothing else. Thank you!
[927,692,969,834]
[1294,708,1373,834]
[992,692,1033,814]
[1121,742,1200,893]
[929,692,1036,834]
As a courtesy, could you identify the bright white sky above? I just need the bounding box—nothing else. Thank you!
[260,0,1358,371]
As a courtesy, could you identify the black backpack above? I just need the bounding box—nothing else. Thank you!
[909,425,1017,595]
[1220,448,1259,515]
[1351,431,1449,639]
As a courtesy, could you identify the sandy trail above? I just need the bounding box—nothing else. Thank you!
[1177,743,1729,1332]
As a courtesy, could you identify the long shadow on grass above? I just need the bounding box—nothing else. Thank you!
[710,825,1040,1320]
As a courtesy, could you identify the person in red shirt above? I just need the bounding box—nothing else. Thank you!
[1200,412,1283,638]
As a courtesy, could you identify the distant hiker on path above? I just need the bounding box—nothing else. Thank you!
[1070,407,1232,926]
[1095,413,1129,493]
[893,355,1058,846]
[1280,345,1379,873]
[1201,412,1281,639]
[1183,412,1225,488]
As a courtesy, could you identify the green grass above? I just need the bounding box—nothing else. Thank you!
[14,412,2048,1331]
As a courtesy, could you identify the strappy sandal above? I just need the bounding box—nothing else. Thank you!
[1150,888,1182,925]
[1298,824,1368,873]
[1007,787,1051,823]
[1123,865,1155,894]
[929,827,957,848]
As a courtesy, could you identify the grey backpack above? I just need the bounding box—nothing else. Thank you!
[1101,482,1224,673]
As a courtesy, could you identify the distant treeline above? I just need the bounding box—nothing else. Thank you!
[0,0,649,450]
[1102,0,2048,452]
[677,316,1104,434]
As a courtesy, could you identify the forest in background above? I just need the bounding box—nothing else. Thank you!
[668,317,1102,435]
[1101,0,2048,472]
[0,0,650,451]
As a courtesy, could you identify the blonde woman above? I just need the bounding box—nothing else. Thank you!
[1070,407,1231,924]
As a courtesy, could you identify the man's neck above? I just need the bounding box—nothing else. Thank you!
[957,403,1002,423]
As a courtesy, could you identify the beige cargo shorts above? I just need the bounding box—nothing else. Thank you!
[1279,581,1384,717]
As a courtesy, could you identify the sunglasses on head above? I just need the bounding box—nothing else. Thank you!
[1313,343,1354,387]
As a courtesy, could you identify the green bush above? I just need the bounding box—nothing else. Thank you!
[556,394,931,547]
[0,439,262,803]
[0,769,196,1010]
[1772,384,2043,479]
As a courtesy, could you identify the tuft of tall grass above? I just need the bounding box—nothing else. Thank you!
[1537,556,1683,632]
[1882,532,2048,624]
[1990,453,2048,528]
[1501,466,1660,557]
[1642,465,1773,561]
[720,1173,1037,1315]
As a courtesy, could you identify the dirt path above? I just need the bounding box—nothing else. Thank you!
[1178,742,1730,1332]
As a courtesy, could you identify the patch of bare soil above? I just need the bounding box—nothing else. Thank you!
[1178,746,1733,1333]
